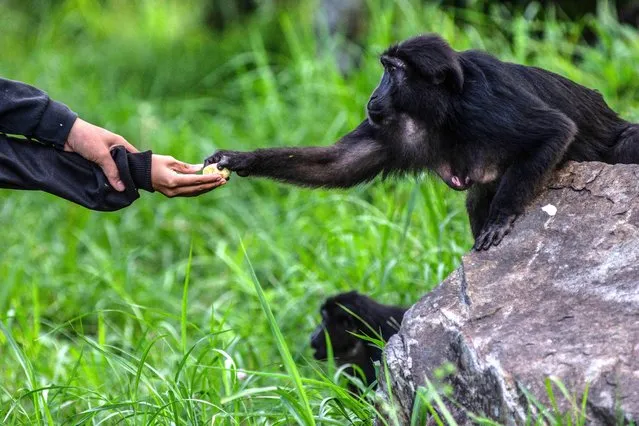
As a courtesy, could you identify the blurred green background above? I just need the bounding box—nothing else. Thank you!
[1,0,638,424]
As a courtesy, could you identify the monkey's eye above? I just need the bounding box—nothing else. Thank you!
[380,56,394,70]
[381,57,405,76]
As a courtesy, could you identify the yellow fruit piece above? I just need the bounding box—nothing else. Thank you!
[202,164,231,179]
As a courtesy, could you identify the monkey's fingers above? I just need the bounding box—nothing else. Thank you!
[202,163,231,179]
[204,150,237,168]
[215,152,241,172]
[203,153,221,168]
[204,150,253,176]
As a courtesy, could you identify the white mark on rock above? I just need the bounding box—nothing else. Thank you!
[542,204,557,216]
[526,240,544,269]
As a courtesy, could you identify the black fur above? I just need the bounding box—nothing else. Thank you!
[204,34,639,249]
[309,291,406,388]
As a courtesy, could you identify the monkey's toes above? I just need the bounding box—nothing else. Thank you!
[473,216,516,251]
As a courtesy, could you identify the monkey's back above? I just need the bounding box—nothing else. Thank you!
[460,50,628,161]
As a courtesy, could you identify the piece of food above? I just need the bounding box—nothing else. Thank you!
[202,163,231,179]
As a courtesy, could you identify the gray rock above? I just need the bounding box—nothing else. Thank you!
[379,162,639,425]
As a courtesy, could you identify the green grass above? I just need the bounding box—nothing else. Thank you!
[1,0,638,424]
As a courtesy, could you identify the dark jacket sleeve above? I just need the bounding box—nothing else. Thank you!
[0,77,78,149]
[0,134,154,211]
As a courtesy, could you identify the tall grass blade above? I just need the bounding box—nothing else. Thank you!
[241,240,316,425]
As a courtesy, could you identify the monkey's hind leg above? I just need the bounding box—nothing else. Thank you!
[610,124,639,164]
[465,183,496,239]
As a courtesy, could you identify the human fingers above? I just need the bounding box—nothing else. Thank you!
[169,172,224,188]
[165,179,227,198]
[152,155,225,196]
[98,154,126,192]
[109,134,139,153]
[170,159,204,174]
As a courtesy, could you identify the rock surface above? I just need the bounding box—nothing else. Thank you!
[379,162,639,425]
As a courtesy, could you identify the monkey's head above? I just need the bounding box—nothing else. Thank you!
[367,34,463,128]
[367,35,471,190]
[309,291,369,362]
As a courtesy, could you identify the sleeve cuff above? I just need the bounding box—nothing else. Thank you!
[127,150,154,192]
[33,99,78,149]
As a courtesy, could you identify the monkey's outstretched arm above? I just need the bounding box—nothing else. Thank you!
[474,109,577,250]
[204,120,388,188]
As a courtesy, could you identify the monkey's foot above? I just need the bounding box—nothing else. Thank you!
[204,150,255,177]
[473,214,517,251]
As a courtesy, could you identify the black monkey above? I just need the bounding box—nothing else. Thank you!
[205,34,639,250]
[310,291,407,388]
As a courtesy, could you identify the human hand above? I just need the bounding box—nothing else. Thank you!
[64,118,139,192]
[151,155,227,197]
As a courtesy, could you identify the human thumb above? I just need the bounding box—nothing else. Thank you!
[100,157,125,192]
[173,160,200,174]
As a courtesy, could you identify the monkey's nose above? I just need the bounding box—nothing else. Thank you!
[367,98,381,111]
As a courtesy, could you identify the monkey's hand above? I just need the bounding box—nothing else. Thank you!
[473,214,517,251]
[204,150,256,177]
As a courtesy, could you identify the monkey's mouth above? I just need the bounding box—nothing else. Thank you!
[367,106,395,128]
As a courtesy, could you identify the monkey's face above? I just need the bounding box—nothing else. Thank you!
[367,54,455,145]
[366,55,406,127]
[367,56,431,127]
[368,36,466,152]
[310,304,361,362]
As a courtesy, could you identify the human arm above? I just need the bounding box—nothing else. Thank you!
[0,135,226,211]
[0,77,141,192]
[0,134,150,211]
[0,77,77,148]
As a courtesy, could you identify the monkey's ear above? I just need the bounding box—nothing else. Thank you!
[432,63,464,93]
